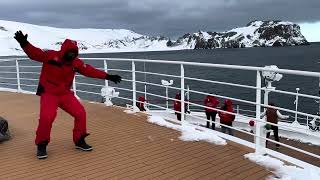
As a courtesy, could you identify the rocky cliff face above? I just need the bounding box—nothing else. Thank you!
[170,20,310,49]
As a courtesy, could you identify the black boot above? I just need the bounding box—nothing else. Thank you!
[75,134,93,151]
[212,124,215,130]
[37,141,48,160]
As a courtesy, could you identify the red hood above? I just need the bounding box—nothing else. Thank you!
[138,96,145,102]
[175,93,181,100]
[60,39,79,58]
[225,99,233,106]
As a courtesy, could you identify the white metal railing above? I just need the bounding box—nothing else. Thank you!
[0,57,319,169]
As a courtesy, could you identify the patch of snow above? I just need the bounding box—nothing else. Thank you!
[124,110,136,114]
[147,115,226,145]
[245,153,320,180]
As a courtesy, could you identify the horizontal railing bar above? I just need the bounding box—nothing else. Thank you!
[76,82,104,87]
[0,82,18,86]
[8,57,320,77]
[0,77,17,80]
[113,87,133,92]
[0,66,16,68]
[19,78,38,81]
[81,58,320,78]
[19,72,40,74]
[20,84,37,87]
[185,76,257,90]
[135,70,181,78]
[108,68,132,73]
[0,72,17,74]
[19,66,41,68]
[135,80,182,91]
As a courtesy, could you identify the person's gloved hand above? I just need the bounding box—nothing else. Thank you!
[107,74,122,84]
[14,31,28,47]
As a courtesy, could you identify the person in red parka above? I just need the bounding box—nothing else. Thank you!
[136,96,146,111]
[218,99,235,136]
[204,95,219,130]
[174,93,182,121]
[173,93,189,121]
[14,31,121,159]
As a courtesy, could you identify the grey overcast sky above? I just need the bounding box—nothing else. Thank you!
[0,0,320,39]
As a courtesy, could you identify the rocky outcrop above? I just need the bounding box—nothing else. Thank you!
[170,20,310,49]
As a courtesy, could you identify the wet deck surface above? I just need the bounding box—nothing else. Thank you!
[0,92,272,180]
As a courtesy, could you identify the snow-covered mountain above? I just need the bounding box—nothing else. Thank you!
[170,20,310,49]
[0,20,179,56]
[0,20,310,56]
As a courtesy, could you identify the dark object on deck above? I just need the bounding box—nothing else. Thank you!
[0,117,11,142]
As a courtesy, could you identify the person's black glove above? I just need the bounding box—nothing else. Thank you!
[14,30,28,48]
[107,74,122,84]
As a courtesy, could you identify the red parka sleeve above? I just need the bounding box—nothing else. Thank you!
[22,42,51,63]
[74,59,108,79]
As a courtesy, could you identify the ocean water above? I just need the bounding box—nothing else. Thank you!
[1,43,320,120]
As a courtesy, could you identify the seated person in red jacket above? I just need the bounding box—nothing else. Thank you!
[204,95,219,130]
[136,96,146,111]
[14,31,121,159]
[218,99,235,136]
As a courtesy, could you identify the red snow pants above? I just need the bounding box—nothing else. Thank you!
[35,93,87,145]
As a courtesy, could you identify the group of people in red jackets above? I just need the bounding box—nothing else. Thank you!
[174,94,235,136]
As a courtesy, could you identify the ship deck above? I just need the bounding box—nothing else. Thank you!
[1,91,274,179]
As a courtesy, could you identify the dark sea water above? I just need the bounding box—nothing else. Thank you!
[1,43,320,120]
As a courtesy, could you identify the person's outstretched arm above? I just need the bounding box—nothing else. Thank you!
[14,31,49,62]
[277,110,289,119]
[260,110,266,119]
[14,31,50,63]
[74,59,121,84]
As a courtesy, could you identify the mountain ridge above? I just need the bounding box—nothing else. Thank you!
[0,20,309,55]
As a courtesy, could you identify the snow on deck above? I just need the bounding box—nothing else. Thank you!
[0,92,272,180]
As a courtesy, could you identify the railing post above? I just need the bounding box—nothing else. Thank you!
[306,116,309,132]
[132,61,138,112]
[187,85,190,112]
[73,76,77,96]
[15,60,21,92]
[104,60,109,89]
[236,105,240,114]
[294,88,300,123]
[255,70,264,154]
[180,64,185,122]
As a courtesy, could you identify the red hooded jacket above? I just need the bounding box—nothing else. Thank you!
[174,93,181,112]
[22,39,108,96]
[218,99,235,124]
[173,93,188,113]
[204,95,219,113]
[136,96,146,111]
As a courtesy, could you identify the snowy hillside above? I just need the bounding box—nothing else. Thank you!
[170,20,310,49]
[0,20,310,56]
[0,20,180,56]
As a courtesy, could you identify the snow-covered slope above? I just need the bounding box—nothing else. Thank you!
[0,20,179,55]
[170,20,310,49]
[0,20,310,56]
